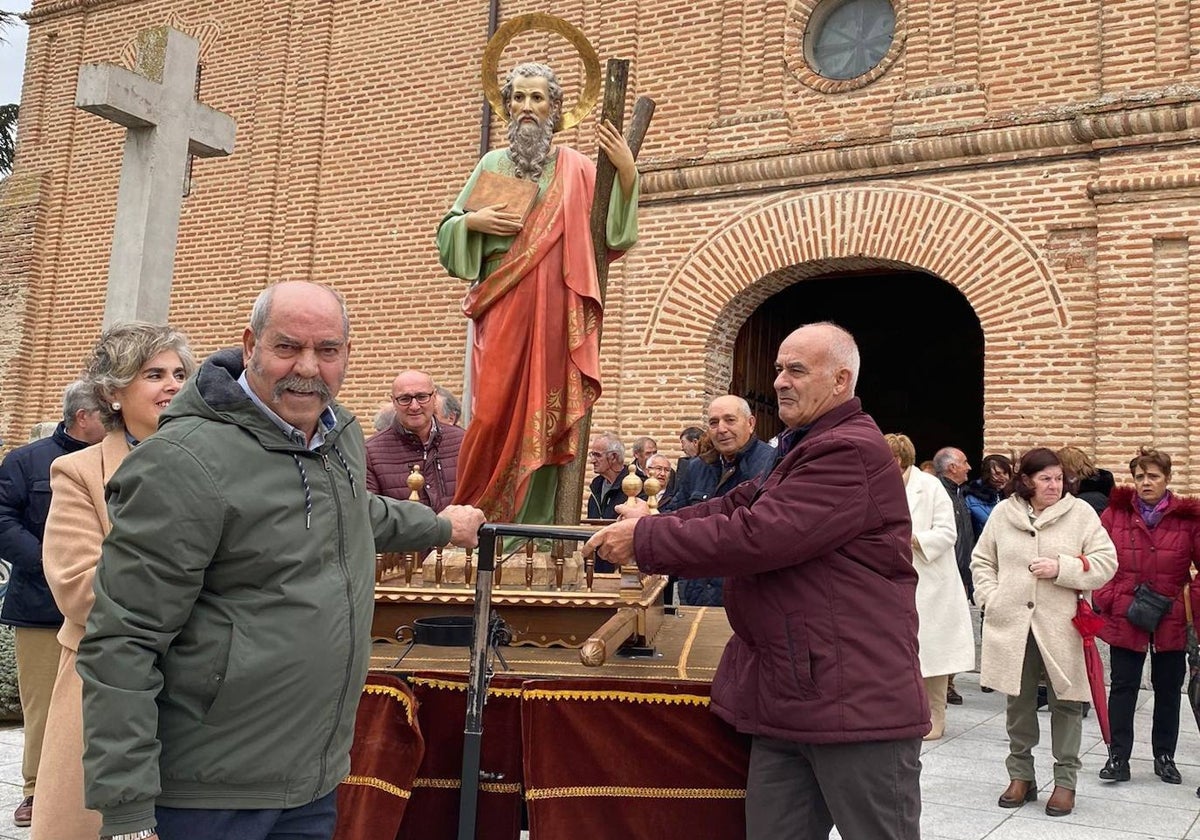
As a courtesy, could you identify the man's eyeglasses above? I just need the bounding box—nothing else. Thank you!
[393,392,434,406]
[588,450,616,459]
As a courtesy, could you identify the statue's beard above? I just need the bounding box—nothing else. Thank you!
[507,115,556,181]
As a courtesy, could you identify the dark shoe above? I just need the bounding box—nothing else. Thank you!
[1155,754,1182,785]
[998,779,1037,808]
[1045,785,1075,817]
[12,796,31,828]
[981,685,994,693]
[946,685,963,705]
[1099,756,1131,781]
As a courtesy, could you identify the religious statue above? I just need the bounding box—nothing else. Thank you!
[440,21,640,525]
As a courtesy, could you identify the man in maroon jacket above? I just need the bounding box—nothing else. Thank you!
[587,322,928,840]
[365,370,465,512]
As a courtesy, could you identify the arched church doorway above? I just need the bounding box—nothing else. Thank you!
[731,268,984,468]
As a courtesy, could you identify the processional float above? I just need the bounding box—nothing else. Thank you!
[370,14,659,840]
[374,463,670,667]
[373,9,659,670]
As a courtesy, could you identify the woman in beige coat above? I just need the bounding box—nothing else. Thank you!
[33,323,194,840]
[886,434,976,740]
[971,447,1116,820]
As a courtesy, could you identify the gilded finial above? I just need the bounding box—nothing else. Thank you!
[644,476,661,514]
[407,464,424,502]
[621,468,643,505]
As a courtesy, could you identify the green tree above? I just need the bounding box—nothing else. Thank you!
[0,104,16,177]
[0,9,18,177]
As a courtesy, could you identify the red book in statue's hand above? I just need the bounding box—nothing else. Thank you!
[464,170,539,223]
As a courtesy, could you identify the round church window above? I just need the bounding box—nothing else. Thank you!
[805,0,896,80]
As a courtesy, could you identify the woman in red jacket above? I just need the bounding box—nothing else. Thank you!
[1095,448,1200,786]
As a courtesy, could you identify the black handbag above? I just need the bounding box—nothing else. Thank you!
[1126,582,1175,633]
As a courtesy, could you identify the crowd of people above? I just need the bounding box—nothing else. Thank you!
[581,408,1200,828]
[1,292,1199,839]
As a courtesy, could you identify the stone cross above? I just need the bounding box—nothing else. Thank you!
[75,26,236,327]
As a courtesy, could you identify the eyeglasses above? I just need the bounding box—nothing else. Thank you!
[588,450,615,459]
[393,392,434,406]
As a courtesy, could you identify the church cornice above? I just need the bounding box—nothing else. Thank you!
[640,90,1200,203]
[24,0,142,24]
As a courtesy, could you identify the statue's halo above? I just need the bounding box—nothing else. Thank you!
[482,13,601,133]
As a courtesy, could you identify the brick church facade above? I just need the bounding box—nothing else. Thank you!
[2,0,1198,489]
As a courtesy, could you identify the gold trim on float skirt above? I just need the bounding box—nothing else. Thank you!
[413,777,523,794]
[526,785,745,801]
[362,683,416,724]
[342,775,411,800]
[523,688,710,707]
[408,676,524,697]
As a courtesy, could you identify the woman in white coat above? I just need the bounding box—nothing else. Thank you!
[971,447,1116,819]
[885,434,976,740]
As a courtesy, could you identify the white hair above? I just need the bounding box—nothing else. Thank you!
[594,431,625,460]
[707,395,753,419]
[799,321,860,394]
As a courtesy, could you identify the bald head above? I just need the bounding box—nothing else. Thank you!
[249,281,349,341]
[707,394,756,457]
[243,281,351,440]
[773,322,859,430]
[934,447,971,485]
[391,369,437,441]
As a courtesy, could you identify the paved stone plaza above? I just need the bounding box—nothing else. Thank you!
[0,725,27,840]
[912,670,1200,840]
[0,675,1197,838]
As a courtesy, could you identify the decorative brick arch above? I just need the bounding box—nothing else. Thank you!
[643,182,1068,396]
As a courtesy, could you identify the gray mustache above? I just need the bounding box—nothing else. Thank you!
[273,375,331,402]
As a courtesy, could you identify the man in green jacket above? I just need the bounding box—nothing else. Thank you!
[76,282,486,840]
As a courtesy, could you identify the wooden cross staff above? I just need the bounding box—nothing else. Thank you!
[554,59,655,527]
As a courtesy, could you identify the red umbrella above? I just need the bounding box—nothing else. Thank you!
[1183,587,1200,731]
[1072,594,1111,745]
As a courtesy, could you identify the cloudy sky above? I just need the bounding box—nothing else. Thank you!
[1,2,32,106]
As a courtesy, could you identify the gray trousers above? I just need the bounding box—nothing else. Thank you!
[1005,632,1083,789]
[745,735,922,840]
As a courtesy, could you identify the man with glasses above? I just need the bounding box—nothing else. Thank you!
[644,454,676,509]
[586,432,643,571]
[366,370,465,512]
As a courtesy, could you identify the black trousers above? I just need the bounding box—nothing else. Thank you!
[1108,644,1186,761]
[745,735,922,840]
[156,789,337,840]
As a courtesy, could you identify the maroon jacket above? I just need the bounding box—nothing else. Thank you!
[633,398,928,744]
[1095,486,1200,652]
[365,420,464,513]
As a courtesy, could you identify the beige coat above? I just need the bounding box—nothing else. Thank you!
[32,431,128,840]
[906,468,976,677]
[971,494,1117,701]
[43,431,128,652]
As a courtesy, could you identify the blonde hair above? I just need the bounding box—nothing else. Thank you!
[884,433,916,470]
[1056,446,1097,480]
[83,322,196,430]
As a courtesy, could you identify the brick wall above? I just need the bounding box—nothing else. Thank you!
[5,0,1200,491]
